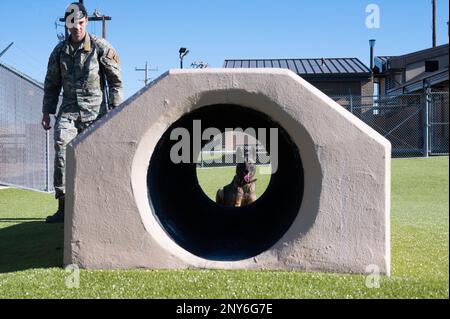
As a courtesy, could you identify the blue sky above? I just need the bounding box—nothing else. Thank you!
[0,0,448,99]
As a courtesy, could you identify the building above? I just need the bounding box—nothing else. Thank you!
[223,58,374,97]
[372,44,449,156]
[374,44,449,95]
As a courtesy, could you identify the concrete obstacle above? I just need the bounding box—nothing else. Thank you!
[64,69,391,274]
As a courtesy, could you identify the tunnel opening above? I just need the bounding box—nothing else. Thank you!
[147,104,304,261]
[195,130,273,204]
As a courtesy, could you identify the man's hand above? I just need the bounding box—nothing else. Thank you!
[41,113,52,130]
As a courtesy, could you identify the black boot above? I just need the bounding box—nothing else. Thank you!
[46,196,65,223]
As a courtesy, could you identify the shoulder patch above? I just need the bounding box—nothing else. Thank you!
[106,48,120,64]
[92,35,120,64]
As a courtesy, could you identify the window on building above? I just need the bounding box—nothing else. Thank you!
[425,60,439,72]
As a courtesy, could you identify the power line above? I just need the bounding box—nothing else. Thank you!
[1,45,47,79]
[0,42,14,59]
[13,43,47,66]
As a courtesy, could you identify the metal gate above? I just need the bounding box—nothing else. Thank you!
[331,91,449,157]
[429,92,449,155]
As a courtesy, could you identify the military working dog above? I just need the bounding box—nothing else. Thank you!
[216,148,257,207]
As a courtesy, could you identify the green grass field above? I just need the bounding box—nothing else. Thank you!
[0,157,448,298]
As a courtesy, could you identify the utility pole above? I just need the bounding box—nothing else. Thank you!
[432,0,436,47]
[135,62,158,86]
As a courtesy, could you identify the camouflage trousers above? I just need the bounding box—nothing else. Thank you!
[53,116,95,199]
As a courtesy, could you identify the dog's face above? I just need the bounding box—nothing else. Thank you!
[236,160,256,184]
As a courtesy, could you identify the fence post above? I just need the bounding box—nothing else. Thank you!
[349,95,353,114]
[423,87,431,157]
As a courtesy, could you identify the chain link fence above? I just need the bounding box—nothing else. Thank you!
[330,91,449,157]
[198,91,448,167]
[429,92,449,155]
[0,63,54,193]
[197,132,271,168]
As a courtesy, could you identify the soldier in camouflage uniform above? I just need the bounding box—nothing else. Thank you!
[42,2,123,223]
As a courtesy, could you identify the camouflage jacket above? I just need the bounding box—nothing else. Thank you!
[42,32,123,122]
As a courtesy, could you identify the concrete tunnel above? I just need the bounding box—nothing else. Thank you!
[64,69,391,274]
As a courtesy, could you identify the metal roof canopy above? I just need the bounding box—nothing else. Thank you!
[223,58,371,77]
[387,68,449,95]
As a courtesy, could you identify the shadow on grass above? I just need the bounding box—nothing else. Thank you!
[0,221,64,273]
[0,218,47,222]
